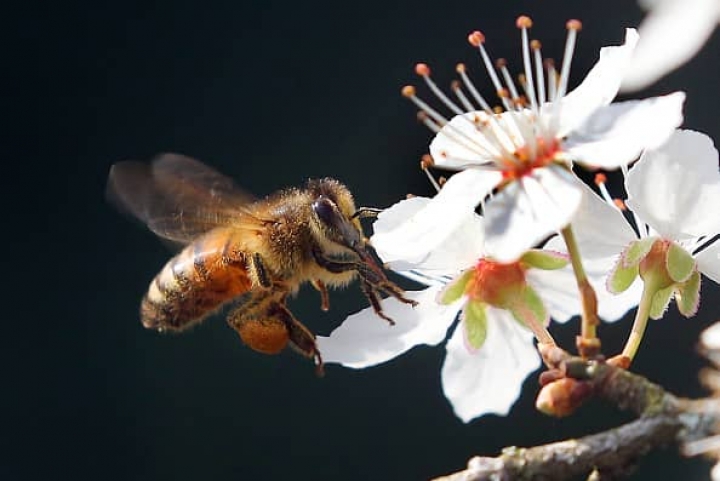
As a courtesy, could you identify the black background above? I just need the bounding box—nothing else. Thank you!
[6,1,720,479]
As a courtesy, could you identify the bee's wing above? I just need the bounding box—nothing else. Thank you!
[107,153,258,244]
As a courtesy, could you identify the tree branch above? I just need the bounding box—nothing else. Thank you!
[433,352,720,481]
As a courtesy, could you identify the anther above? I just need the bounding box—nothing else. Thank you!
[456,63,466,74]
[543,58,555,68]
[497,88,510,98]
[613,199,627,211]
[516,15,533,29]
[420,154,435,170]
[531,40,541,50]
[420,154,441,192]
[416,111,428,122]
[496,58,507,69]
[468,31,485,47]
[594,173,607,185]
[401,85,416,97]
[438,176,447,187]
[566,19,583,31]
[415,63,431,77]
[450,80,461,91]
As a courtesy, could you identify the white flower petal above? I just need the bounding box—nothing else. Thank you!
[541,183,641,322]
[696,240,720,285]
[429,112,501,170]
[372,197,485,277]
[701,320,720,351]
[484,166,583,262]
[627,129,720,240]
[545,181,638,259]
[371,168,501,266]
[557,28,639,136]
[440,307,541,422]
[526,255,641,324]
[564,92,685,169]
[526,267,582,323]
[622,0,720,91]
[317,288,459,369]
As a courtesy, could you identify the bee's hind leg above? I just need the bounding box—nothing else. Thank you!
[227,293,323,376]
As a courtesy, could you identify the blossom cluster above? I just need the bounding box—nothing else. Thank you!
[318,13,720,424]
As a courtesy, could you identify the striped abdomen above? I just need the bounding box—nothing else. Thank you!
[141,229,252,331]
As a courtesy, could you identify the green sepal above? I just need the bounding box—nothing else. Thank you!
[461,300,488,351]
[608,260,639,294]
[437,269,474,305]
[510,286,549,328]
[666,242,696,283]
[676,270,701,317]
[649,285,675,320]
[624,237,656,268]
[521,249,569,270]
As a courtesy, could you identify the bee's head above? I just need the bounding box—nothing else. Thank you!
[306,178,364,253]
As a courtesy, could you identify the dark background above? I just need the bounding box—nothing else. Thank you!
[6,1,720,479]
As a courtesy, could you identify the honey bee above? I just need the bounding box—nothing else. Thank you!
[107,154,415,374]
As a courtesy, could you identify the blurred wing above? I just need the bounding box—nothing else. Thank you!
[107,153,258,244]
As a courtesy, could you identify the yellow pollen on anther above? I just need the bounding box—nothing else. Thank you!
[455,63,466,73]
[531,39,541,50]
[594,173,607,185]
[516,15,533,29]
[496,58,507,68]
[450,80,461,91]
[401,85,416,97]
[613,199,627,210]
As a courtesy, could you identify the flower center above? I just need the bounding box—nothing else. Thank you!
[502,138,561,181]
[466,259,527,307]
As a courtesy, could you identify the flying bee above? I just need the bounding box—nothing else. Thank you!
[106,154,415,374]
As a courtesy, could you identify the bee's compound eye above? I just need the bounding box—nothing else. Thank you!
[312,197,338,228]
[236,318,289,355]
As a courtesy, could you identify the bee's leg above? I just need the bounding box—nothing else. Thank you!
[359,280,395,326]
[248,253,272,288]
[227,293,290,355]
[312,248,418,315]
[227,293,323,376]
[278,304,325,377]
[311,280,330,311]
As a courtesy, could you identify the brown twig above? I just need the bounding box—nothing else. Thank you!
[433,356,720,481]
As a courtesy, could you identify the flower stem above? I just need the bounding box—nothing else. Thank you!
[561,225,600,358]
[621,283,654,362]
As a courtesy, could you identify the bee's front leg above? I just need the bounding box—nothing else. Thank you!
[312,248,417,324]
